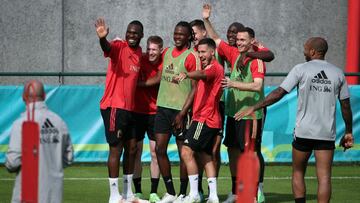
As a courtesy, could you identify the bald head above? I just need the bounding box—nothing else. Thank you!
[23,80,45,102]
[303,37,328,61]
[306,37,328,56]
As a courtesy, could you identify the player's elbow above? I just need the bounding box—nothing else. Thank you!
[5,159,21,173]
[251,83,263,92]
[263,52,275,62]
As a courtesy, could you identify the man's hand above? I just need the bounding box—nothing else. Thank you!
[339,133,354,152]
[202,4,212,20]
[173,72,187,83]
[234,106,255,121]
[95,18,109,39]
[221,77,233,88]
[252,39,265,49]
[173,112,186,133]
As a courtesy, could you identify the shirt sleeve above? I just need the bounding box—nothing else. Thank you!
[250,59,266,79]
[61,120,73,168]
[218,40,237,63]
[5,120,23,172]
[184,52,200,72]
[104,40,125,60]
[204,65,217,81]
[280,64,301,93]
[338,73,350,100]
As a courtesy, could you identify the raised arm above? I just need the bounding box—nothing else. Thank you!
[202,4,221,46]
[339,98,353,151]
[95,18,111,53]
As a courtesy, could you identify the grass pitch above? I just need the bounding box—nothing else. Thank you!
[1,164,359,202]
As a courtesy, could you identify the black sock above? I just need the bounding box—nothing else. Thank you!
[231,176,237,194]
[198,174,203,193]
[150,178,160,194]
[133,177,142,193]
[163,176,176,195]
[295,197,306,203]
[179,178,189,196]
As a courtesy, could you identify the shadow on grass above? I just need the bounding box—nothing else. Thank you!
[262,193,317,203]
[218,193,317,202]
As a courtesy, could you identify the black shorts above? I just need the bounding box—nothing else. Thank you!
[134,113,156,141]
[100,108,136,145]
[184,121,220,155]
[292,136,335,152]
[154,106,190,140]
[223,117,263,151]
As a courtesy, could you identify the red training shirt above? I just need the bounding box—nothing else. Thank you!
[163,47,199,72]
[217,40,266,79]
[134,54,162,114]
[100,40,142,111]
[192,60,224,129]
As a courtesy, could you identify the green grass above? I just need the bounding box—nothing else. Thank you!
[1,164,359,202]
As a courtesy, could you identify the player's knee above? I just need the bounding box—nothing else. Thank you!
[124,144,137,157]
[155,145,166,157]
[318,174,331,184]
[150,149,157,159]
[181,146,192,161]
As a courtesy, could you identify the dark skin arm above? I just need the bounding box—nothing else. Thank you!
[95,18,111,53]
[138,70,162,87]
[339,98,354,151]
[99,37,111,53]
[247,50,275,62]
[234,87,287,120]
[173,79,197,130]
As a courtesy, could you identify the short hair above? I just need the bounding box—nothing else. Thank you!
[190,19,205,31]
[129,20,144,33]
[238,27,255,38]
[308,37,328,56]
[147,35,163,48]
[175,21,194,44]
[198,38,216,50]
[228,22,245,32]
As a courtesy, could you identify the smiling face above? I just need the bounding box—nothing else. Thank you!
[236,31,253,53]
[147,42,162,63]
[173,26,191,49]
[227,25,239,47]
[125,24,143,48]
[192,25,207,47]
[198,44,214,68]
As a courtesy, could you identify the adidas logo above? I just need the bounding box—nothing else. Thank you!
[40,118,60,144]
[311,70,331,84]
[184,139,189,144]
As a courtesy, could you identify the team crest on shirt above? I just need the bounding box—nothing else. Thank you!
[130,65,140,72]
